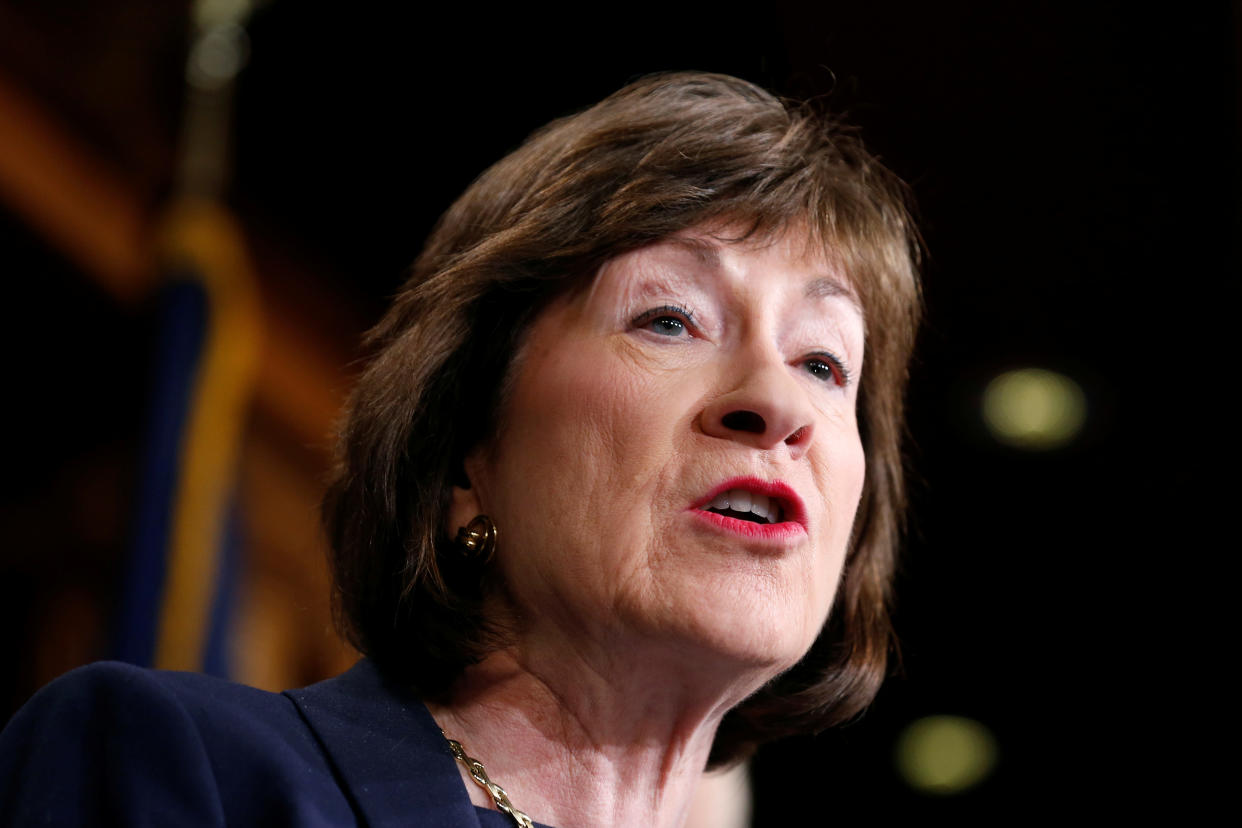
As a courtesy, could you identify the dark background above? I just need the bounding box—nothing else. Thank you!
[2,0,1234,820]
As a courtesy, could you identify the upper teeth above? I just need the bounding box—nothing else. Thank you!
[706,489,782,523]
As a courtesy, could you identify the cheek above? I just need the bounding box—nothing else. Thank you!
[481,337,692,617]
[810,398,866,497]
[813,425,867,574]
[839,434,868,509]
[833,441,868,558]
[488,339,669,538]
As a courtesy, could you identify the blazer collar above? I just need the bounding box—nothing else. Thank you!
[284,659,482,828]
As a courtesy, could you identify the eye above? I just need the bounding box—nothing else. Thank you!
[803,352,852,387]
[648,316,686,336]
[632,305,695,338]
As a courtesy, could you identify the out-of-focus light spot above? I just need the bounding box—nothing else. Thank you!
[188,24,250,89]
[193,0,252,30]
[981,368,1086,449]
[895,715,997,795]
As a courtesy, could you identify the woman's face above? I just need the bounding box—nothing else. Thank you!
[451,224,867,681]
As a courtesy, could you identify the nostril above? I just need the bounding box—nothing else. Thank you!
[721,410,766,434]
[785,426,807,445]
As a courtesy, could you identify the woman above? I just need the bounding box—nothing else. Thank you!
[0,72,920,827]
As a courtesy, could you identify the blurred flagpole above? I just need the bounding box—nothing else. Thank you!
[113,0,262,675]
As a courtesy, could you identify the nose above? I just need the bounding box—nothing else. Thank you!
[699,357,816,461]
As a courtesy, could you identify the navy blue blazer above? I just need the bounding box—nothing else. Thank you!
[0,659,553,827]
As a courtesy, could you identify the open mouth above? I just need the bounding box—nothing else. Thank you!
[690,477,807,539]
[700,488,786,525]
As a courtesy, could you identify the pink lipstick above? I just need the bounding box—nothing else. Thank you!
[687,476,808,543]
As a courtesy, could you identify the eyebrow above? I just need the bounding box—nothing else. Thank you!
[805,276,850,299]
[663,236,863,313]
[806,275,864,318]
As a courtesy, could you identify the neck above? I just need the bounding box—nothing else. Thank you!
[427,637,769,828]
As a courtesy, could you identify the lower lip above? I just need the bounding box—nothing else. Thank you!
[688,509,807,543]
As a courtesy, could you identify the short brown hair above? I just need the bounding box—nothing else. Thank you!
[323,71,921,764]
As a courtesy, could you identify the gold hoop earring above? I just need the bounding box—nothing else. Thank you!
[455,515,498,563]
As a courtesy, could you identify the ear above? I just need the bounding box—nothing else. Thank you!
[445,449,487,540]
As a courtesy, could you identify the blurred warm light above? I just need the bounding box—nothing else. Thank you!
[981,368,1086,449]
[188,24,249,88]
[895,715,998,795]
[194,0,253,29]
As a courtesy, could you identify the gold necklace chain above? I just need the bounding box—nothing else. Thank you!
[444,733,535,828]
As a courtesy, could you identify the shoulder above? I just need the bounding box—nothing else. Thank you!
[3,660,316,761]
[7,660,289,722]
[0,662,356,826]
